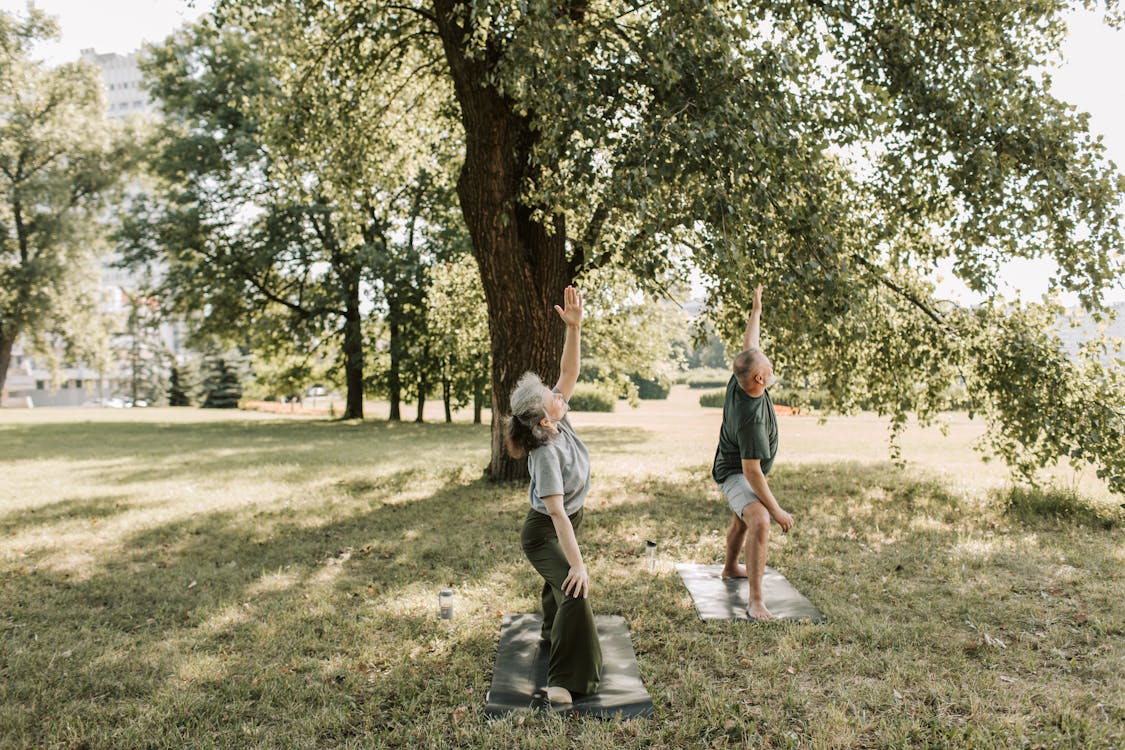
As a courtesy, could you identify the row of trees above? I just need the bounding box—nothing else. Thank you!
[2,4,1122,489]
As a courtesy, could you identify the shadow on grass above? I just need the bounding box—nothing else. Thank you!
[999,485,1123,530]
[3,456,1123,747]
[0,495,135,535]
[1,470,530,746]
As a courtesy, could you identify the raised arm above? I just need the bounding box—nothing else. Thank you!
[743,284,762,352]
[553,285,583,400]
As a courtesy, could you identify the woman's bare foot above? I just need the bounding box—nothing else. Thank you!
[747,601,776,621]
[721,564,748,580]
[546,686,573,704]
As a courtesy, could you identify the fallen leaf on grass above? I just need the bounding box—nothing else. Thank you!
[451,706,467,724]
[187,580,197,589]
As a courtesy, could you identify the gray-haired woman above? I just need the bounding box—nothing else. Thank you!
[503,285,602,706]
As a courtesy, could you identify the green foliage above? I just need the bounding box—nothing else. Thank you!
[0,7,126,393]
[698,389,725,408]
[770,386,827,411]
[964,304,1125,495]
[684,324,728,370]
[567,383,615,412]
[200,355,244,409]
[208,0,1125,490]
[630,373,671,400]
[425,257,491,422]
[577,266,687,400]
[684,369,731,389]
[121,13,463,419]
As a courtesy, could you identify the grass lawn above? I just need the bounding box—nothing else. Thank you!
[1,387,1121,749]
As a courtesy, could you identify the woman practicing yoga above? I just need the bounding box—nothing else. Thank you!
[504,285,602,706]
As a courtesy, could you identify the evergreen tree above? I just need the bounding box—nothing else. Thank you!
[201,357,243,409]
[168,364,193,406]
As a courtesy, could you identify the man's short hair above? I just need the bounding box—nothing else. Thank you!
[733,349,766,386]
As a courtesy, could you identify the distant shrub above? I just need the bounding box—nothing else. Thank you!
[568,384,616,412]
[685,368,730,389]
[770,386,828,410]
[630,374,671,400]
[699,389,726,408]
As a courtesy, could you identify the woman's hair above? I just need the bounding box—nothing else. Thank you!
[503,371,554,458]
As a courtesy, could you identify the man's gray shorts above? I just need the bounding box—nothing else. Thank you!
[718,474,761,518]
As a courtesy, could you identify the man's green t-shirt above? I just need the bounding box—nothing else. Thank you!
[711,374,778,483]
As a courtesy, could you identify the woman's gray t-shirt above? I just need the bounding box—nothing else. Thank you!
[527,414,590,516]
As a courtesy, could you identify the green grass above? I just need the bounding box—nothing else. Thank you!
[1,389,1122,749]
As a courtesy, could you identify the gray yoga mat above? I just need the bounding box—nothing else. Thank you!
[675,563,826,623]
[484,614,653,719]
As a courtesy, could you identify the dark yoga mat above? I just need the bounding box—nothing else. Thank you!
[484,614,653,719]
[676,563,826,623]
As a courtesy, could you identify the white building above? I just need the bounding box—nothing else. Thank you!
[80,48,157,119]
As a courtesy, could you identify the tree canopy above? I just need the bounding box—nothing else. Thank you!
[198,0,1125,489]
[0,9,127,396]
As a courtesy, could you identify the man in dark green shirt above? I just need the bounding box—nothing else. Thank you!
[710,285,794,621]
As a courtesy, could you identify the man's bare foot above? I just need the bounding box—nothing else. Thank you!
[747,601,776,622]
[721,565,748,580]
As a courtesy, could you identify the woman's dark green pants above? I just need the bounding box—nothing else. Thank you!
[520,507,603,695]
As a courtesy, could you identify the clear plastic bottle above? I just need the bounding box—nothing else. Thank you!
[439,589,454,619]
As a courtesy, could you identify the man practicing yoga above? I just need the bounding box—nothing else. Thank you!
[711,285,795,621]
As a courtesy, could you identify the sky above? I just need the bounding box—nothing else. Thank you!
[4,0,1124,306]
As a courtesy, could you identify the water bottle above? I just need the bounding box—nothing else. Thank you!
[439,589,454,619]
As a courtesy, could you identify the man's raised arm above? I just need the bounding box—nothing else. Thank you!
[743,285,763,352]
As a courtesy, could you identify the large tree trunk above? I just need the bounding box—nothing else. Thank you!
[436,4,571,480]
[0,328,15,403]
[341,269,364,420]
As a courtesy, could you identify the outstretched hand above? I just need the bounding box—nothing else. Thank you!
[752,284,763,313]
[554,285,583,326]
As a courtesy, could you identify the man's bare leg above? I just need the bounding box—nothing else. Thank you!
[742,502,775,621]
[722,513,748,579]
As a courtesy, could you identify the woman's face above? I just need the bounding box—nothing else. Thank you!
[541,387,568,425]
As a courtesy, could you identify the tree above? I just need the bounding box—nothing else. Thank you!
[218,0,1124,489]
[369,172,466,422]
[122,14,456,420]
[0,9,126,397]
[200,354,244,408]
[578,266,687,401]
[168,362,195,406]
[117,291,169,405]
[426,256,491,423]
